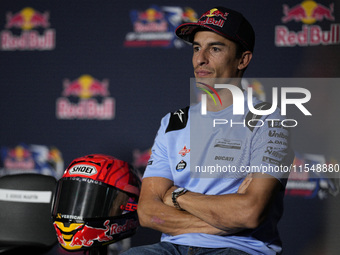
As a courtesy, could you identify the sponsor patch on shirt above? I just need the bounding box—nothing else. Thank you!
[214,138,242,150]
[176,160,187,172]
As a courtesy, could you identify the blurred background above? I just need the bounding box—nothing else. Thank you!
[0,0,339,254]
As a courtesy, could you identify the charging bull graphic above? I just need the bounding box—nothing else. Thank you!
[53,218,139,251]
[71,220,112,247]
[53,220,113,250]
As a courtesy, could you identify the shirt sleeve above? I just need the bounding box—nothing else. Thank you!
[142,113,174,181]
[249,110,295,183]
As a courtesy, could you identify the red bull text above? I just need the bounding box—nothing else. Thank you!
[4,146,35,170]
[1,7,55,51]
[53,219,139,250]
[276,24,340,46]
[275,1,339,47]
[198,8,229,28]
[56,75,115,120]
[134,8,167,33]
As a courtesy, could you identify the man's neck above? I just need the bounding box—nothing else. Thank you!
[205,84,243,112]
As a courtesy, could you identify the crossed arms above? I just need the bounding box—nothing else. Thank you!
[137,173,281,236]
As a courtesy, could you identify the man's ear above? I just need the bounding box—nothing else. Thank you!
[238,51,253,70]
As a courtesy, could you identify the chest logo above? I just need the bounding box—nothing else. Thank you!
[176,160,187,172]
[178,145,190,157]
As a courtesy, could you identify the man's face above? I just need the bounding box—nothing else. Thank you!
[192,31,241,80]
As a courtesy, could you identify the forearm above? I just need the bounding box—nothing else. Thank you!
[177,192,253,230]
[176,175,281,230]
[137,197,230,236]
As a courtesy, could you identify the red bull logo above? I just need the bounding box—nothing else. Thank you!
[1,144,63,177]
[282,1,334,24]
[4,145,35,170]
[133,7,168,34]
[56,74,115,120]
[138,8,164,22]
[6,7,49,30]
[53,220,112,250]
[0,7,55,51]
[275,1,339,46]
[182,7,198,22]
[201,8,229,20]
[53,219,139,250]
[62,74,109,99]
[198,8,229,28]
[124,5,198,48]
[48,147,63,164]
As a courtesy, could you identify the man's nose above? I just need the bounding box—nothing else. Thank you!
[196,49,209,65]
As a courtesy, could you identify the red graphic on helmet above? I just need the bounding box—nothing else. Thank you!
[52,154,141,251]
[63,154,140,196]
[53,220,113,250]
[71,220,113,247]
[53,222,66,246]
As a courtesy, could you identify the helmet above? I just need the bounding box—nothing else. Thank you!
[51,154,141,251]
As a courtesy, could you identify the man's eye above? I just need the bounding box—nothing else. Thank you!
[212,47,220,52]
[193,46,200,52]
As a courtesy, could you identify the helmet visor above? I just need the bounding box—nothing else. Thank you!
[52,177,130,220]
